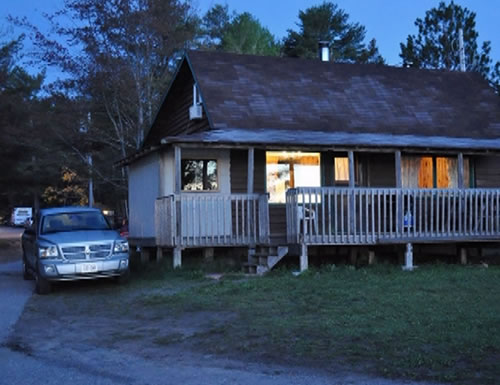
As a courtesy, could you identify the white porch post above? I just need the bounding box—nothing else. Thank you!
[395,151,403,235]
[348,151,355,238]
[247,147,256,248]
[173,145,182,268]
[247,147,254,194]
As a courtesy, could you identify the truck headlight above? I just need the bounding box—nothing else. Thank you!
[113,240,129,254]
[39,245,59,259]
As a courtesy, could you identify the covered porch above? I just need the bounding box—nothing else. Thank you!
[153,144,500,270]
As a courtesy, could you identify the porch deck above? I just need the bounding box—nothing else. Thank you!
[286,187,500,245]
[154,188,500,249]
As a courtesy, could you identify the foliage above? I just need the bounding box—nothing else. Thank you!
[198,4,232,49]
[400,1,500,91]
[42,167,88,206]
[10,0,199,209]
[199,5,280,56]
[145,266,500,384]
[220,13,280,56]
[283,2,384,64]
[0,36,47,210]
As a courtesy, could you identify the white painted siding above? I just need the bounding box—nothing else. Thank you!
[128,153,160,239]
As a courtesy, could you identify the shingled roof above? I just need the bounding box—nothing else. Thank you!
[147,50,500,151]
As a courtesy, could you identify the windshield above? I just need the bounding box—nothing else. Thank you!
[41,212,110,234]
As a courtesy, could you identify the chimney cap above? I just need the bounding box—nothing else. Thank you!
[318,40,330,62]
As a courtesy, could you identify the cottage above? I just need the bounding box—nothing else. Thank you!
[121,50,500,272]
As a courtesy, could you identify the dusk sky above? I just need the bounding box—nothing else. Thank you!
[1,0,498,81]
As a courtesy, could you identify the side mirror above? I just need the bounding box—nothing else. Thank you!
[24,218,33,229]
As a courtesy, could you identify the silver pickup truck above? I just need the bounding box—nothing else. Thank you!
[22,207,130,294]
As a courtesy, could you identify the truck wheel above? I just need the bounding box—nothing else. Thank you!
[35,271,52,295]
[22,250,33,280]
[22,260,33,280]
[115,269,130,285]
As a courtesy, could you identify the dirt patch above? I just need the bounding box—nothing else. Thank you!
[0,239,21,263]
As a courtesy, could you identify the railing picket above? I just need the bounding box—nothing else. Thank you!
[327,190,332,244]
[495,190,500,234]
[383,190,387,240]
[389,190,397,238]
[447,190,451,236]
[377,190,381,240]
[344,188,347,244]
[371,190,375,243]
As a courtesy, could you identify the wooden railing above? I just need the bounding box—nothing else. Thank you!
[155,194,270,247]
[286,187,500,245]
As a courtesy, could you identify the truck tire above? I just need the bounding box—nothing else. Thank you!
[35,271,52,295]
[115,269,130,285]
[22,251,33,280]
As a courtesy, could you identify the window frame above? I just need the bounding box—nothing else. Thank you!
[402,155,474,189]
[265,151,321,204]
[181,158,219,192]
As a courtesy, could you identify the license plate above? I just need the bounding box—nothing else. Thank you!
[81,263,98,273]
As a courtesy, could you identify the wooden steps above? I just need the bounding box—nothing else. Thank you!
[243,246,288,275]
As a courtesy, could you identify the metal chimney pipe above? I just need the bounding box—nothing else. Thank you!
[318,41,330,62]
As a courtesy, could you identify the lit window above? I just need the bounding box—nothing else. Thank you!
[181,160,217,191]
[266,152,320,203]
[334,157,349,184]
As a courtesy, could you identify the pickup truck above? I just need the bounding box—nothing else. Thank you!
[22,207,130,294]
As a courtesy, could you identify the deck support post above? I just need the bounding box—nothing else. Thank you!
[156,247,163,263]
[368,250,376,265]
[300,243,308,272]
[349,248,357,266]
[402,243,414,271]
[459,247,467,265]
[203,247,214,262]
[140,248,150,264]
[173,247,182,268]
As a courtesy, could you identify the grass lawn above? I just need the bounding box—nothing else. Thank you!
[143,264,500,384]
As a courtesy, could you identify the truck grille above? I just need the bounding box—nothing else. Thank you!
[61,243,112,260]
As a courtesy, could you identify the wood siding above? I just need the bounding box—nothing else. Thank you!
[230,149,266,193]
[367,153,396,187]
[144,62,211,147]
[475,155,500,188]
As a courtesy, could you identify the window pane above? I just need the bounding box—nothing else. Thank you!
[266,152,320,203]
[267,163,290,203]
[206,160,218,190]
[436,157,458,188]
[418,157,433,188]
